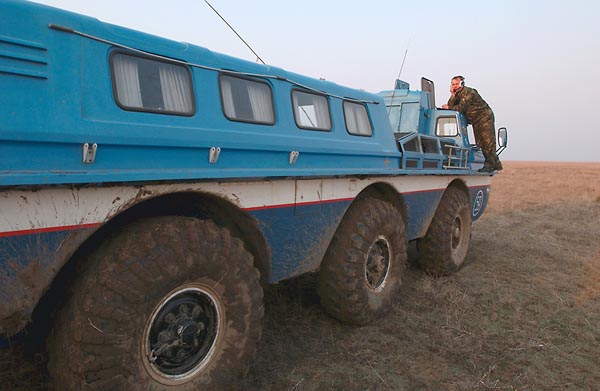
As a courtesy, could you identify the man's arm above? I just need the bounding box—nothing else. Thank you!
[447,90,469,113]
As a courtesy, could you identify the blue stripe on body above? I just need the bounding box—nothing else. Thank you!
[0,230,70,278]
[0,230,79,325]
[249,200,351,283]
[250,189,447,283]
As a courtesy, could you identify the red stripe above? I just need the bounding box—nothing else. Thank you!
[469,184,490,190]
[402,187,445,196]
[243,202,296,212]
[0,223,101,238]
[243,196,356,212]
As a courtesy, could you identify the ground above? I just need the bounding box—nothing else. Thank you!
[1,161,599,390]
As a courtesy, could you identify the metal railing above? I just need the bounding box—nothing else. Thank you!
[443,145,470,169]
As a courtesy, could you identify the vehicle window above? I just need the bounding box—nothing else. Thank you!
[219,74,275,124]
[389,102,420,133]
[292,90,331,131]
[343,101,372,136]
[399,102,420,133]
[436,117,459,137]
[111,53,194,116]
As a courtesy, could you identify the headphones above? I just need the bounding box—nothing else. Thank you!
[454,75,465,87]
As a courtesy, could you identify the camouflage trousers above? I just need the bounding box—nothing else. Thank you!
[472,109,497,163]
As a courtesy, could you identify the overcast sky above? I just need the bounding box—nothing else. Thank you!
[32,0,600,162]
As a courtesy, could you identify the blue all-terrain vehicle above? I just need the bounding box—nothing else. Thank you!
[0,1,506,388]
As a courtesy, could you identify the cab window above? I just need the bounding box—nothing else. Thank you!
[436,116,459,137]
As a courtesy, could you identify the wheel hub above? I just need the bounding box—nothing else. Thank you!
[143,285,222,383]
[365,236,392,292]
[452,216,463,250]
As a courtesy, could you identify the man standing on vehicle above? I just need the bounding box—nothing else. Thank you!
[442,76,502,172]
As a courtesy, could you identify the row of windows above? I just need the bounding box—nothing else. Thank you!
[110,52,373,136]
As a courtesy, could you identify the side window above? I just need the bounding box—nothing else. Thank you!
[292,90,331,131]
[219,74,275,124]
[111,53,194,116]
[389,102,420,133]
[436,116,459,137]
[399,102,420,133]
[343,101,372,136]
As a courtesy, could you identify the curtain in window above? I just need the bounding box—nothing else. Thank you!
[247,82,273,123]
[314,96,331,129]
[113,55,142,108]
[346,107,358,133]
[220,77,236,118]
[356,108,371,135]
[292,93,301,123]
[159,65,193,113]
[345,102,372,135]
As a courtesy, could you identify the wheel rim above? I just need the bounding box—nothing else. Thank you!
[451,216,463,250]
[365,235,392,292]
[141,283,225,385]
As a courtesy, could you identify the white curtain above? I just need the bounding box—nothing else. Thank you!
[113,55,142,108]
[220,77,236,118]
[313,95,330,129]
[247,82,273,122]
[356,108,371,134]
[345,102,371,135]
[159,65,193,112]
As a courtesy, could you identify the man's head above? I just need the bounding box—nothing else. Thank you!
[451,76,465,93]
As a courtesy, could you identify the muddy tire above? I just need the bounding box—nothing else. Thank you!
[318,198,407,325]
[47,216,263,391]
[418,187,472,276]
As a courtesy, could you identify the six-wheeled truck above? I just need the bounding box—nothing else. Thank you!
[0,1,506,389]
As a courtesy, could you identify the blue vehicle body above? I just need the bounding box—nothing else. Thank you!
[0,0,498,341]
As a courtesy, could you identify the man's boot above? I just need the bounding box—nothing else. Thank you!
[478,158,494,173]
[494,156,503,171]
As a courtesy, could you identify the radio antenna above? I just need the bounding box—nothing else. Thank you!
[387,42,410,115]
[204,0,266,64]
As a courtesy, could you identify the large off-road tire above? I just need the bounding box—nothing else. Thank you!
[318,197,407,325]
[418,186,472,276]
[47,216,263,390]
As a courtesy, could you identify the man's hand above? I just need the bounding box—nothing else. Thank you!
[442,104,449,109]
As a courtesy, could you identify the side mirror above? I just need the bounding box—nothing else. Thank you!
[497,127,507,155]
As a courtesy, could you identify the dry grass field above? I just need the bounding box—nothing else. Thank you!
[2,161,599,390]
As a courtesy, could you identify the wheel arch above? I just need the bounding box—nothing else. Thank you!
[418,178,471,238]
[30,190,270,342]
[352,182,408,228]
[416,179,474,276]
[446,178,472,205]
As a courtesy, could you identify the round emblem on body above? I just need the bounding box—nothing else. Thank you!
[472,189,484,217]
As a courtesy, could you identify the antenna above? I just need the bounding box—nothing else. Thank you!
[204,0,266,65]
[396,46,409,85]
[387,42,410,115]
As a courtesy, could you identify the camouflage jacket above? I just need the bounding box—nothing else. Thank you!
[446,86,493,124]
